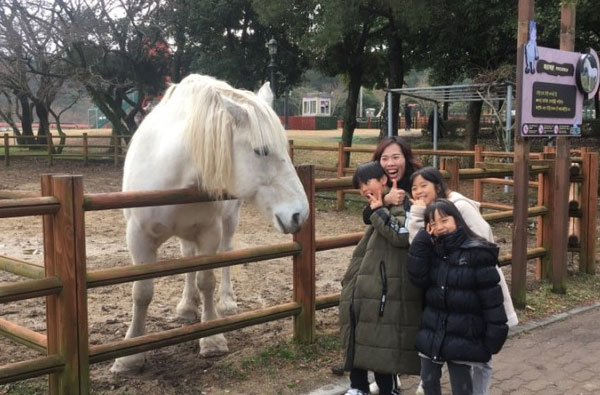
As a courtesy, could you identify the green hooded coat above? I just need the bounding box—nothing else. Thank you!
[339,204,423,375]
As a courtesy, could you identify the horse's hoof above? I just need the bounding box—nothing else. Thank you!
[217,299,238,316]
[200,334,228,357]
[176,301,200,322]
[110,354,145,374]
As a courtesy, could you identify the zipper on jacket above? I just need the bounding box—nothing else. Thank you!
[379,261,388,316]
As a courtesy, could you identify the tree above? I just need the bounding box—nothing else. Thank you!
[255,0,387,166]
[55,0,170,138]
[0,0,70,146]
[360,1,433,135]
[418,0,518,152]
[183,0,307,92]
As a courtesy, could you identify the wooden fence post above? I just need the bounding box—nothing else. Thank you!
[441,158,460,192]
[581,151,598,274]
[47,132,53,167]
[539,154,555,280]
[550,0,574,294]
[42,175,90,394]
[551,138,570,294]
[293,165,315,344]
[4,133,9,167]
[336,142,345,210]
[41,175,58,394]
[473,144,484,201]
[83,133,88,167]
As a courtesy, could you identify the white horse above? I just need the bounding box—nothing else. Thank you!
[110,74,309,373]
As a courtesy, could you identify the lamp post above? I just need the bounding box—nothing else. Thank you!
[266,37,278,98]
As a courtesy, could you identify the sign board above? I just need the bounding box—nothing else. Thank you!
[520,22,599,137]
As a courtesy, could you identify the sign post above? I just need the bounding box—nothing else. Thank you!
[516,6,599,295]
[511,0,534,309]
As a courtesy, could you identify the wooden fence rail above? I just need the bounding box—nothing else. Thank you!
[0,155,598,393]
[1,133,129,167]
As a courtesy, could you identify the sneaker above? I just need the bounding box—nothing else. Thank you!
[344,389,369,395]
[369,375,401,394]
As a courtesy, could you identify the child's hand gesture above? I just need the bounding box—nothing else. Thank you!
[383,179,406,206]
[426,223,434,235]
[366,189,384,210]
[409,196,428,208]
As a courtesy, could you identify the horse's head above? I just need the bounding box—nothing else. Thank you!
[223,83,308,234]
[177,78,305,233]
[180,76,308,233]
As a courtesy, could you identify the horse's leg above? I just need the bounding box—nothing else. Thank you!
[110,220,159,373]
[176,239,201,321]
[216,200,240,315]
[196,268,228,356]
[192,223,229,356]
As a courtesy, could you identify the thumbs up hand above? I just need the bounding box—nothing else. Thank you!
[383,178,406,206]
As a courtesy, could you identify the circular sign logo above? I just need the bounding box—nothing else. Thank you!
[576,48,600,99]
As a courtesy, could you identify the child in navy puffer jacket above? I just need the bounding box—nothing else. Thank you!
[407,199,508,395]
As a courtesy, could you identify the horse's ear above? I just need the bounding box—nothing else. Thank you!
[257,82,274,107]
[220,94,249,126]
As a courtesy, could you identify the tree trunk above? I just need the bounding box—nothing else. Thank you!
[18,94,34,144]
[35,102,50,145]
[387,28,404,136]
[465,100,483,166]
[595,94,599,119]
[341,68,363,167]
[443,101,449,121]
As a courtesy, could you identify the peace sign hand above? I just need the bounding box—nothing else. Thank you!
[368,189,384,210]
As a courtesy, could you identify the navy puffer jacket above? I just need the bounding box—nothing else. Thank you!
[407,227,508,363]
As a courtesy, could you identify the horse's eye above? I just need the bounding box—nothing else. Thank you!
[253,146,269,156]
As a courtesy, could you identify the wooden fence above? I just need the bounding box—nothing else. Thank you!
[0,153,598,393]
[1,133,128,167]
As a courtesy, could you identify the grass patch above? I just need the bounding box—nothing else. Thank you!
[214,334,341,383]
[0,379,47,394]
[520,271,600,323]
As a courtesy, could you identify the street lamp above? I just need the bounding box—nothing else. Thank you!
[266,37,278,98]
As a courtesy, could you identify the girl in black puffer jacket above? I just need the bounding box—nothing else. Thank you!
[408,199,508,395]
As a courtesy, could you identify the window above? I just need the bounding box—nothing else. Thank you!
[320,99,330,115]
[302,96,331,116]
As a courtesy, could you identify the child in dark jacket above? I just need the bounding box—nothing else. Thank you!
[339,161,423,395]
[407,199,508,395]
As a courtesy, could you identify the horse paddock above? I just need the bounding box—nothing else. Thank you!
[1,135,594,394]
[0,158,366,394]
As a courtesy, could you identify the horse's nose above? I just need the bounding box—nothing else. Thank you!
[292,212,300,227]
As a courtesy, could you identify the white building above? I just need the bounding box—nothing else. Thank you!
[302,94,332,116]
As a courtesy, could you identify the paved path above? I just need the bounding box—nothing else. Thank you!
[308,303,600,395]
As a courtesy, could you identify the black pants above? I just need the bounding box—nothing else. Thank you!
[420,357,472,395]
[349,368,399,395]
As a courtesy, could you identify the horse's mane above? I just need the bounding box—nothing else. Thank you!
[159,74,288,195]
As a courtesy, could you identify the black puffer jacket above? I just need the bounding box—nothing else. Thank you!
[407,227,508,363]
